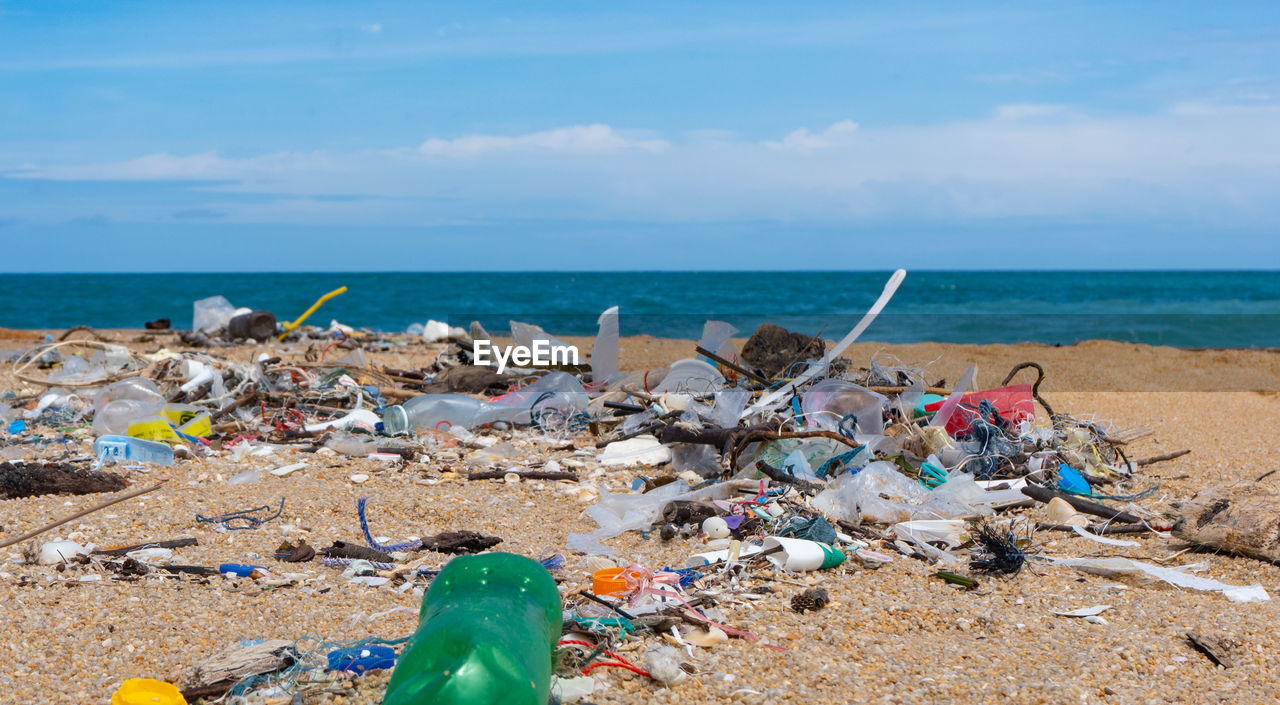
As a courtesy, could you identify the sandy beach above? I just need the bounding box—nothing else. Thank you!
[1,329,1279,704]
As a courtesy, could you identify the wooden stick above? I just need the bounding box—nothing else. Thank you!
[694,346,769,386]
[1020,484,1141,524]
[467,469,578,481]
[753,460,823,492]
[0,480,168,549]
[1134,449,1191,467]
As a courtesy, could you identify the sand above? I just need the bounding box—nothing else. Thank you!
[1,329,1279,704]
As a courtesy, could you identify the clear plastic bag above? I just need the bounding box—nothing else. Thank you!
[812,461,979,524]
[193,295,236,333]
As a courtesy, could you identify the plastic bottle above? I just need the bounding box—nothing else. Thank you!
[93,435,175,467]
[382,372,586,435]
[382,553,562,705]
[94,378,164,411]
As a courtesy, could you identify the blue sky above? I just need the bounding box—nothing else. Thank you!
[2,1,1279,271]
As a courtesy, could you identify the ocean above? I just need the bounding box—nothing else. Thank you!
[1,271,1277,348]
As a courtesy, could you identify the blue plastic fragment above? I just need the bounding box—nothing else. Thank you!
[218,563,266,577]
[1057,466,1092,495]
[327,645,397,674]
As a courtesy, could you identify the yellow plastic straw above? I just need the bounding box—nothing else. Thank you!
[278,286,347,341]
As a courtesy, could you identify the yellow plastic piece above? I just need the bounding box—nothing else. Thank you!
[111,678,187,705]
[127,411,211,443]
[277,286,348,341]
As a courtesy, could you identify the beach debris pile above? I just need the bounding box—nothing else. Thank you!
[0,269,1257,704]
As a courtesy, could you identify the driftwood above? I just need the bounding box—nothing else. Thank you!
[1186,632,1239,669]
[419,530,503,555]
[1173,487,1280,563]
[754,460,823,492]
[0,462,128,499]
[1021,485,1141,524]
[1134,449,1191,467]
[467,469,578,481]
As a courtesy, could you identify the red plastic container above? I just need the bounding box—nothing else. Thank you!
[923,384,1034,435]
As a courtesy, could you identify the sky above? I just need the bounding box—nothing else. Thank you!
[1,1,1279,271]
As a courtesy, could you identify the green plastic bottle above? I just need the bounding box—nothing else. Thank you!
[383,552,562,705]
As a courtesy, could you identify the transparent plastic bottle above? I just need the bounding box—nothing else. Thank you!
[92,378,167,435]
[382,372,587,435]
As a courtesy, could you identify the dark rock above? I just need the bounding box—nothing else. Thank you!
[740,323,825,378]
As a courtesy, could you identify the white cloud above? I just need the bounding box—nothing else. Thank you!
[417,124,668,156]
[361,23,382,34]
[763,120,858,150]
[13,151,334,181]
[8,107,1280,227]
[992,103,1070,120]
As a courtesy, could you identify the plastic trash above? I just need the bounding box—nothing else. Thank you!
[697,320,739,363]
[592,566,643,595]
[801,379,888,436]
[38,540,90,565]
[684,543,764,568]
[1049,557,1270,603]
[509,320,573,353]
[929,365,975,431]
[126,407,212,443]
[219,564,266,577]
[670,442,721,478]
[811,461,979,524]
[592,305,621,383]
[94,378,164,411]
[327,645,397,674]
[761,537,845,572]
[651,358,724,395]
[111,678,187,705]
[325,433,377,457]
[383,553,562,705]
[304,408,381,433]
[1057,466,1091,494]
[597,435,671,467]
[227,310,277,340]
[382,372,587,434]
[227,469,262,485]
[93,399,165,435]
[193,295,237,333]
[747,269,906,416]
[923,384,1035,435]
[704,388,751,428]
[48,353,108,384]
[93,435,176,467]
[25,387,85,421]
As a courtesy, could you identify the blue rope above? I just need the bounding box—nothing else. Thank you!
[356,498,422,552]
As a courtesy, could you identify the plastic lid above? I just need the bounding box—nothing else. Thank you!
[111,678,187,705]
[592,567,643,596]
